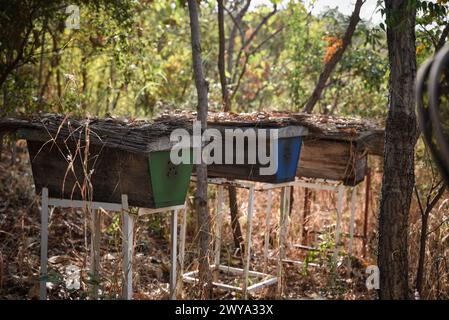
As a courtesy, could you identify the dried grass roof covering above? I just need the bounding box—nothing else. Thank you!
[156,110,384,155]
[0,110,384,154]
[0,113,190,154]
[157,110,383,139]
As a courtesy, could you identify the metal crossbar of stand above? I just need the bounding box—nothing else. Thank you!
[180,177,359,299]
[39,187,184,300]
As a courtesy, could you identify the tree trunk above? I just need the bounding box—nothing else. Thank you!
[51,33,62,111]
[415,213,428,296]
[415,184,445,296]
[37,21,47,101]
[218,0,230,111]
[0,134,3,162]
[187,0,213,299]
[302,188,312,244]
[302,0,364,113]
[378,0,418,300]
[217,0,245,253]
[228,186,244,252]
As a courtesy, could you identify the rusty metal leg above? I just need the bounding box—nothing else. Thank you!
[349,186,357,257]
[363,169,371,258]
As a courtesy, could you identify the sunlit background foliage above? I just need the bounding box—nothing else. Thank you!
[0,0,447,120]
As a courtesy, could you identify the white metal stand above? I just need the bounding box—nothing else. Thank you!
[39,187,184,300]
[181,177,359,299]
[264,179,358,268]
[182,178,292,299]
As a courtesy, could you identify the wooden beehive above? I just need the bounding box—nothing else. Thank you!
[297,139,367,186]
[155,111,384,186]
[206,125,308,183]
[290,113,384,186]
[1,114,193,208]
[177,111,310,183]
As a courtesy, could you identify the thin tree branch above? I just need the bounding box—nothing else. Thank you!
[231,5,278,84]
[224,6,245,41]
[436,21,449,51]
[230,26,284,101]
[227,0,251,75]
[415,186,425,218]
[302,0,365,113]
[425,183,446,216]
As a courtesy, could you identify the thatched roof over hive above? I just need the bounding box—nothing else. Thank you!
[0,113,190,154]
[0,110,384,155]
[156,110,385,156]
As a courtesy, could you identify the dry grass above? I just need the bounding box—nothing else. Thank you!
[0,140,447,300]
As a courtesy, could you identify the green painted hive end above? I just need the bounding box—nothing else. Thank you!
[149,150,193,208]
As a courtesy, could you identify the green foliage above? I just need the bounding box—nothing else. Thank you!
[286,2,388,118]
[0,0,134,115]
[287,2,323,109]
[0,0,445,121]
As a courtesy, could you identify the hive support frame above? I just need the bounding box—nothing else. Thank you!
[170,208,178,300]
[180,177,360,299]
[263,179,359,270]
[39,187,184,300]
[181,178,292,299]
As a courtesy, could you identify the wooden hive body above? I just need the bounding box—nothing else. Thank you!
[205,125,308,183]
[0,113,194,209]
[26,138,193,208]
[297,139,367,186]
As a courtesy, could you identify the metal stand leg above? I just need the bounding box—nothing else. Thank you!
[39,188,49,300]
[121,195,133,300]
[90,209,101,299]
[363,169,371,258]
[264,190,272,272]
[215,186,224,267]
[334,185,344,263]
[348,186,357,257]
[170,209,178,300]
[278,186,290,296]
[179,207,187,292]
[242,186,255,299]
[285,187,291,243]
